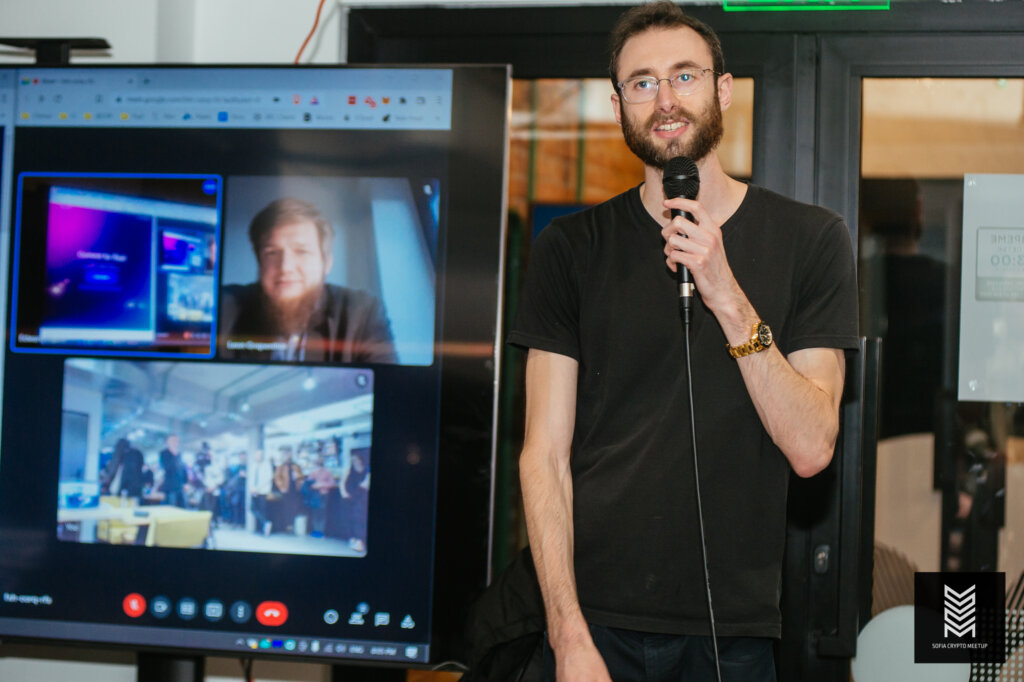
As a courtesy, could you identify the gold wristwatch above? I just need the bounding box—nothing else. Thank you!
[727,320,773,358]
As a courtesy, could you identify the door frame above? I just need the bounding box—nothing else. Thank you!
[816,31,1024,614]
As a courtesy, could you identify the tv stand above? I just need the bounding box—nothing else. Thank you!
[134,655,410,681]
[0,37,110,65]
[331,664,406,680]
[136,653,203,682]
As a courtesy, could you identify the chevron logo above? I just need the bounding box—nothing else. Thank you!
[943,584,976,638]
[915,571,1005,663]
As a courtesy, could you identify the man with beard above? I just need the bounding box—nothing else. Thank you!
[508,3,858,681]
[219,197,397,363]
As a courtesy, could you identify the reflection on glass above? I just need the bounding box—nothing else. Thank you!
[860,78,1024,584]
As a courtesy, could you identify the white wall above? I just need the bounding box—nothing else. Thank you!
[0,0,162,63]
[191,0,344,64]
[0,0,343,64]
[155,0,198,63]
[0,0,635,65]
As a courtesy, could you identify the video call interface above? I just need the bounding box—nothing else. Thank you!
[0,67,463,664]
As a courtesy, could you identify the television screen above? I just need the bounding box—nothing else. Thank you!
[0,65,508,668]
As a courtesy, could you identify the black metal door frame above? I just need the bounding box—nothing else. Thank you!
[815,31,1024,622]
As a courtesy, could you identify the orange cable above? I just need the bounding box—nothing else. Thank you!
[294,0,328,64]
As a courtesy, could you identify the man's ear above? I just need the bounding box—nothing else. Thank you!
[611,93,623,126]
[322,250,334,276]
[717,72,734,112]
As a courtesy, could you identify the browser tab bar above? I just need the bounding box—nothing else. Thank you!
[13,67,452,131]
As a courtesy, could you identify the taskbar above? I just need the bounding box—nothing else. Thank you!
[0,617,430,664]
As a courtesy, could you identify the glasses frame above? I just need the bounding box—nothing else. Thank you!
[617,67,718,104]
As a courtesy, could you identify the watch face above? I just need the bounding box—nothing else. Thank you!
[757,322,773,348]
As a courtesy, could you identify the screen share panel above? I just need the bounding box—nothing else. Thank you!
[12,174,220,356]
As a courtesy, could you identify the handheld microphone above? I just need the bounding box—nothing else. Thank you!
[663,155,723,682]
[662,156,700,323]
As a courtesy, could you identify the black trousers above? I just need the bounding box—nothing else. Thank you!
[543,624,776,682]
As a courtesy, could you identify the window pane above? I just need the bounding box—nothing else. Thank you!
[860,77,1024,584]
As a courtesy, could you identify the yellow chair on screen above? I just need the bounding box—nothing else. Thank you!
[95,495,138,545]
[149,510,212,548]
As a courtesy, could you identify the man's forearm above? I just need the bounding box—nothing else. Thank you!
[520,446,591,649]
[714,295,845,478]
[734,345,844,477]
[518,349,608,679]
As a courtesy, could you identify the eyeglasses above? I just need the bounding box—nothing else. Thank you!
[617,68,716,104]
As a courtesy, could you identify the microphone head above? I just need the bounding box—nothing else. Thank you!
[662,156,700,200]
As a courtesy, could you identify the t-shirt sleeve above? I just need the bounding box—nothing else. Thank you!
[506,222,582,360]
[787,216,860,353]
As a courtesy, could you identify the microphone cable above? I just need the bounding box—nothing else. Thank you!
[681,309,723,682]
[663,155,722,681]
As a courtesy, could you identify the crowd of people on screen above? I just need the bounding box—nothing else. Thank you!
[99,433,369,550]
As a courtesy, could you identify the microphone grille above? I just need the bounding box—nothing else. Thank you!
[662,156,700,200]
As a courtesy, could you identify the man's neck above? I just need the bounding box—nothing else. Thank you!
[639,153,747,227]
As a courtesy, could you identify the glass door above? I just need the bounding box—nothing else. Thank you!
[818,34,1024,680]
[861,77,1024,582]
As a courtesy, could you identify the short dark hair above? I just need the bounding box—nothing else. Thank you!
[248,197,334,260]
[608,2,725,92]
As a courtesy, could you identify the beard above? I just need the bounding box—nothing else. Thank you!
[620,94,724,170]
[265,284,324,336]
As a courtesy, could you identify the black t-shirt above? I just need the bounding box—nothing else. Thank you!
[508,184,859,637]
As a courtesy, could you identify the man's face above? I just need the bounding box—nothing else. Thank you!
[612,26,728,169]
[257,220,332,303]
[167,435,179,453]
